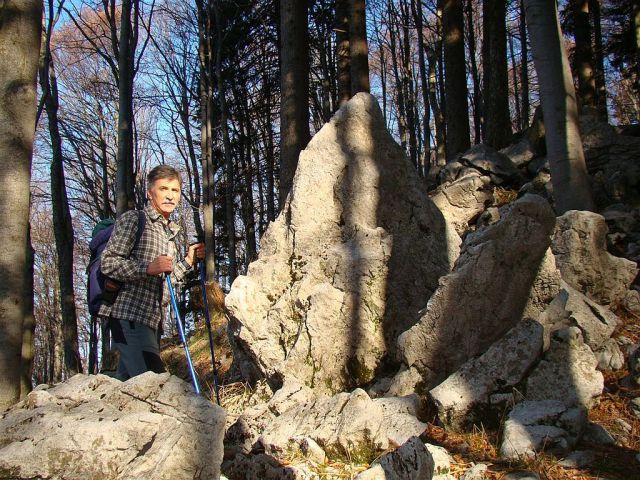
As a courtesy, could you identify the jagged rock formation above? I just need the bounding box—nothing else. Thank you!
[396,194,557,387]
[226,93,459,394]
[0,373,225,480]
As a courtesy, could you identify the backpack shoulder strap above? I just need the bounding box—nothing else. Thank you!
[133,210,146,250]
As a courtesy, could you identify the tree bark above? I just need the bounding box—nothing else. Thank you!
[519,0,530,129]
[441,0,470,160]
[482,0,512,148]
[590,0,607,119]
[336,0,351,105]
[197,0,217,282]
[279,0,310,204]
[115,0,138,215]
[465,0,482,143]
[349,0,370,94]
[573,0,596,109]
[524,0,595,213]
[0,0,41,409]
[20,229,35,396]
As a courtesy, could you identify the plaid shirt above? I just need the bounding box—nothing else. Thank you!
[98,205,192,330]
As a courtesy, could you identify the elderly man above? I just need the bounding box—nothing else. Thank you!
[100,165,203,380]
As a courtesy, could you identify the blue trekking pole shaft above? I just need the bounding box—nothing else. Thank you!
[199,260,221,405]
[165,274,201,395]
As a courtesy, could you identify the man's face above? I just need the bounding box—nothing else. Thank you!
[148,177,181,219]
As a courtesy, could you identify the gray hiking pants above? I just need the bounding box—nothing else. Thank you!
[108,317,166,381]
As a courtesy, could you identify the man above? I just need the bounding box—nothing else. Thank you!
[99,165,204,380]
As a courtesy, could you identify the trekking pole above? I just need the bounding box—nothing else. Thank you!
[198,260,221,405]
[165,273,201,395]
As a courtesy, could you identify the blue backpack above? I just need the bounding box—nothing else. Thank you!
[87,211,145,316]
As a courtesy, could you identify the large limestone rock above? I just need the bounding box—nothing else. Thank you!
[354,437,435,480]
[500,400,587,459]
[429,319,544,429]
[431,172,494,235]
[397,194,556,386]
[0,373,225,480]
[551,210,638,305]
[226,93,459,393]
[526,327,604,408]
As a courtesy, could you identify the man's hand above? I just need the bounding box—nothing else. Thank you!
[147,255,174,276]
[186,242,205,266]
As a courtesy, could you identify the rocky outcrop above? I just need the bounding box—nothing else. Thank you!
[226,93,459,394]
[429,319,544,429]
[551,210,637,306]
[526,327,603,408]
[500,400,587,459]
[223,381,429,479]
[354,437,434,480]
[431,172,494,235]
[397,194,556,387]
[0,373,225,480]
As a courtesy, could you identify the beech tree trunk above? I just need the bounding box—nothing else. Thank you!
[573,0,596,109]
[115,0,138,215]
[483,0,512,148]
[0,0,41,410]
[279,0,310,205]
[349,0,370,94]
[441,0,470,160]
[336,0,351,105]
[524,0,595,213]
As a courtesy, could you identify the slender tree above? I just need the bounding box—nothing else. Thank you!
[573,0,597,109]
[336,0,351,105]
[483,0,512,148]
[349,0,370,94]
[0,0,42,409]
[524,0,595,213]
[279,0,310,204]
[441,0,470,160]
[39,0,82,375]
[519,0,530,129]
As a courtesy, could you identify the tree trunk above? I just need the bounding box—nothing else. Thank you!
[115,0,137,215]
[524,0,595,213]
[465,0,482,143]
[279,0,310,205]
[509,30,522,130]
[213,1,237,282]
[349,0,370,94]
[519,0,530,129]
[442,0,470,160]
[573,0,596,109]
[411,0,431,174]
[590,0,607,120]
[0,0,41,410]
[197,0,217,282]
[429,44,447,166]
[483,0,512,148]
[336,0,351,105]
[20,229,35,397]
[40,15,82,375]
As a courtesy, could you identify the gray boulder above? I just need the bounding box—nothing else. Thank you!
[429,319,544,429]
[0,373,225,480]
[431,172,494,235]
[458,144,524,185]
[500,400,587,459]
[354,436,434,480]
[551,210,637,306]
[397,194,556,387]
[526,327,604,408]
[596,338,625,371]
[226,93,458,394]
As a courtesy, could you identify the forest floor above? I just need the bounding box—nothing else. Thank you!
[160,307,640,480]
